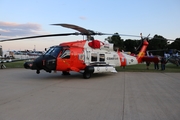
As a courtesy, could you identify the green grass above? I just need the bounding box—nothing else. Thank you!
[2,61,25,68]
[2,61,180,72]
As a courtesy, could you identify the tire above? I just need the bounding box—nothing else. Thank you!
[62,71,70,75]
[83,72,91,79]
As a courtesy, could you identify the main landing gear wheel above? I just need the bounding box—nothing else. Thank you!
[62,71,70,75]
[83,72,92,79]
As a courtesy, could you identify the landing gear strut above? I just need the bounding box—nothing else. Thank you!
[36,70,40,74]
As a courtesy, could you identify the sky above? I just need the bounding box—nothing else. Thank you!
[0,0,180,51]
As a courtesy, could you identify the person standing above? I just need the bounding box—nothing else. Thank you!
[154,61,159,70]
[146,61,150,70]
[160,56,166,70]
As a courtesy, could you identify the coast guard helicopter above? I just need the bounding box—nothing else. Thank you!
[0,24,150,78]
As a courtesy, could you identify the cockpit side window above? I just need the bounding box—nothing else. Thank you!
[44,46,62,58]
[60,49,70,59]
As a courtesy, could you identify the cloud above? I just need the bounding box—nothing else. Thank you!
[79,16,87,20]
[0,21,46,39]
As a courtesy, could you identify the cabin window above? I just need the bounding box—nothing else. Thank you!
[60,49,70,59]
[91,53,97,62]
[99,54,105,61]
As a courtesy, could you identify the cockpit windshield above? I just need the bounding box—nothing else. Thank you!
[44,46,62,58]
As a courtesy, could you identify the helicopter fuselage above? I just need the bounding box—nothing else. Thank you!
[24,39,148,78]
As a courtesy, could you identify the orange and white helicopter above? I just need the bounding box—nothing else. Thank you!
[0,24,152,78]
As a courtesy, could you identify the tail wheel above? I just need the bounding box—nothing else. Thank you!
[83,72,91,79]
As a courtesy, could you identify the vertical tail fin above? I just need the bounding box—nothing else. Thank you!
[136,40,149,63]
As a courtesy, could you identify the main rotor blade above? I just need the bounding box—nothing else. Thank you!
[52,24,144,38]
[93,33,141,37]
[0,33,79,42]
[51,23,91,34]
[149,37,175,41]
[119,34,141,38]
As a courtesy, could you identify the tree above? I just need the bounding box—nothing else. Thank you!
[123,39,140,53]
[167,38,180,50]
[148,35,168,55]
[105,33,124,51]
[105,33,180,55]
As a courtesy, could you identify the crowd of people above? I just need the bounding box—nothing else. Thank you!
[146,52,169,71]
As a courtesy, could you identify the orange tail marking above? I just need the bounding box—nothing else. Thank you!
[118,51,126,66]
[136,40,149,63]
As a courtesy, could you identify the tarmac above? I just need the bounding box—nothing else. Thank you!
[0,68,180,120]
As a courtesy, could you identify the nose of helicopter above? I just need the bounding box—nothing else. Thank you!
[24,56,44,70]
[24,62,31,69]
[24,61,39,69]
[24,55,56,73]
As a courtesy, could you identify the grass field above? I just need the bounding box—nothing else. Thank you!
[1,61,180,72]
[1,61,25,68]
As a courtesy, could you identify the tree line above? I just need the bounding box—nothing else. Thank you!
[105,33,180,56]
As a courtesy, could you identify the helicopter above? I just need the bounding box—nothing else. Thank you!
[147,49,180,66]
[165,50,180,66]
[0,24,154,78]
